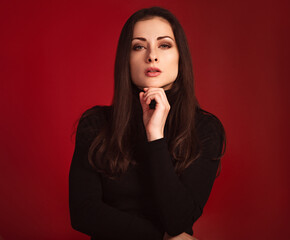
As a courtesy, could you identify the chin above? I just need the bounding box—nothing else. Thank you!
[134,79,173,89]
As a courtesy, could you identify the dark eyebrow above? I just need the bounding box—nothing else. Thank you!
[132,36,175,41]
[132,37,146,41]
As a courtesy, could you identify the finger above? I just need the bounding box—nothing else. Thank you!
[139,91,150,112]
[139,91,146,107]
[143,87,162,92]
[144,92,162,107]
[146,94,168,117]
[143,88,166,102]
[144,90,169,109]
[143,87,163,96]
[144,88,168,101]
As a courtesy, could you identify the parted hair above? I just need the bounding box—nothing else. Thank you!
[84,7,225,178]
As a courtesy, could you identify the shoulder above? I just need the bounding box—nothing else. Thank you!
[75,105,112,146]
[78,105,112,129]
[195,108,225,159]
[195,108,224,135]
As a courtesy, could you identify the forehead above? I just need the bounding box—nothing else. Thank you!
[133,17,174,39]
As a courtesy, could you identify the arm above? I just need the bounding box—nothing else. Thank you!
[69,108,163,239]
[145,125,221,236]
[140,89,223,236]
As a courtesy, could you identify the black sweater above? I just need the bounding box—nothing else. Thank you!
[69,87,224,240]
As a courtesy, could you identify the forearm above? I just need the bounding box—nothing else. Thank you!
[69,154,163,240]
[145,138,201,235]
[145,137,220,236]
[70,201,163,239]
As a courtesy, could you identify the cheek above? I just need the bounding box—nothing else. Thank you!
[168,53,179,79]
[174,51,180,66]
[167,52,179,72]
[132,56,144,66]
[164,49,178,62]
[130,55,142,81]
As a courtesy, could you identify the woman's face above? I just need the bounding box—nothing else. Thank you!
[130,17,179,90]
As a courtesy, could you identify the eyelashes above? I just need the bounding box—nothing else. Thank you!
[132,45,145,50]
[132,43,172,51]
[160,44,172,49]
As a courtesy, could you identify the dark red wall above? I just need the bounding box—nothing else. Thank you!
[0,0,289,239]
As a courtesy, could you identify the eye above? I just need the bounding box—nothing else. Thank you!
[132,45,145,51]
[159,43,172,49]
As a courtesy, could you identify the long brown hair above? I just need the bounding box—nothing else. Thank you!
[86,7,225,178]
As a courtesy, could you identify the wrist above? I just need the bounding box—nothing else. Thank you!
[146,131,163,142]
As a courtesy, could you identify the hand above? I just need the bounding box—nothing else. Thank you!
[163,232,197,240]
[139,87,170,141]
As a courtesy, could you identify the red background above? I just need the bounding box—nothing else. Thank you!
[0,0,289,239]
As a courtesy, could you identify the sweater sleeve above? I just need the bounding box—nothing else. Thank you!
[145,113,223,236]
[69,107,163,240]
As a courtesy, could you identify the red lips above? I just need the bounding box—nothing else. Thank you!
[145,67,161,77]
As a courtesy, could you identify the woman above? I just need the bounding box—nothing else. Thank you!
[69,7,225,240]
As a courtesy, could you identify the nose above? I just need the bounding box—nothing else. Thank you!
[146,47,159,63]
[148,57,158,63]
